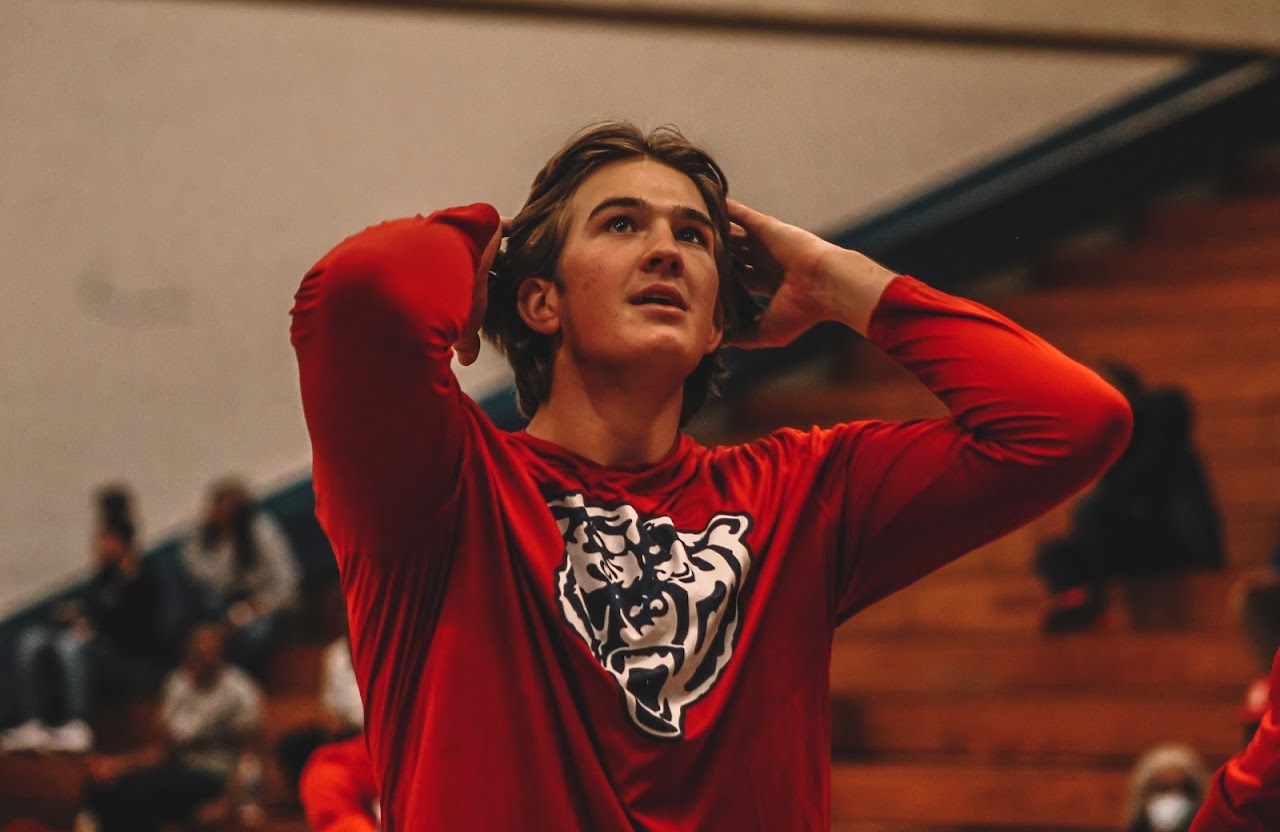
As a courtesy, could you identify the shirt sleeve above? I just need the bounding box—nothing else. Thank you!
[300,735,380,832]
[179,534,221,590]
[1191,649,1280,831]
[289,205,500,558]
[822,275,1133,621]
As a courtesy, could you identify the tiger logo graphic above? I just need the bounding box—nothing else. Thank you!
[549,494,753,739]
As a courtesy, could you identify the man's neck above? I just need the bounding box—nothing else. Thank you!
[525,367,684,467]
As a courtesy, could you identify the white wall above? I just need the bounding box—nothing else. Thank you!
[0,0,1178,614]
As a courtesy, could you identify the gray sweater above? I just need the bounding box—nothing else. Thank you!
[180,514,299,614]
[162,665,263,778]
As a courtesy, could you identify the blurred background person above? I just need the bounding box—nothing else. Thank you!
[1191,646,1280,831]
[181,476,299,676]
[76,621,264,832]
[1,485,171,755]
[298,734,379,832]
[1232,519,1280,742]
[275,597,363,801]
[1037,363,1223,633]
[1125,743,1209,832]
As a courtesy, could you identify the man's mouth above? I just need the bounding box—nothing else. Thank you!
[629,285,688,311]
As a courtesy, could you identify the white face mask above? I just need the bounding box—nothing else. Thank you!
[1146,792,1195,832]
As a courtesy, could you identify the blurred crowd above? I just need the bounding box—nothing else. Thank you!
[0,479,376,831]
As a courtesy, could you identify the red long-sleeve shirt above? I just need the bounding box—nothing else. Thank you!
[300,735,379,832]
[1191,649,1280,831]
[290,203,1131,830]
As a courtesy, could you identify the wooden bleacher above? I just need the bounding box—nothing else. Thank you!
[711,158,1280,829]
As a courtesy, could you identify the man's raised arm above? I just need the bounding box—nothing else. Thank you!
[289,204,501,555]
[725,199,1132,617]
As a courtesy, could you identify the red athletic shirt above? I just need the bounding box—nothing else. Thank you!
[300,735,379,832]
[1191,649,1280,831]
[290,203,1131,830]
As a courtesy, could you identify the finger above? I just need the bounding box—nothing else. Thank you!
[454,332,481,366]
[726,198,767,233]
[477,223,503,278]
[500,215,515,235]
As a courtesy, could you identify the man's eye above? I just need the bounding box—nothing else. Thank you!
[607,216,636,232]
[678,227,707,245]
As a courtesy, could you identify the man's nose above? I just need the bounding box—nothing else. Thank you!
[644,232,683,275]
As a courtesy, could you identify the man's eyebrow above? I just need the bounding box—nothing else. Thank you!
[676,205,715,230]
[587,196,646,222]
[587,196,715,230]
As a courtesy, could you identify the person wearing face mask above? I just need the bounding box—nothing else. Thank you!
[1125,743,1208,832]
[1190,646,1280,830]
[1,486,171,755]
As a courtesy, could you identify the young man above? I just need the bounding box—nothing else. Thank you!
[291,122,1132,829]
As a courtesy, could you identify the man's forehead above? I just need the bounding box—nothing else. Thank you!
[570,158,708,219]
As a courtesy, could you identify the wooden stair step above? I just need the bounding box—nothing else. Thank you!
[1142,196,1280,241]
[737,377,1280,446]
[1231,150,1280,197]
[1033,324,1280,369]
[736,388,1280,476]
[833,824,1098,832]
[6,695,331,823]
[845,570,1233,635]
[829,633,1257,695]
[831,692,1242,761]
[0,753,309,829]
[985,271,1280,324]
[895,353,1280,408]
[263,640,327,694]
[1044,238,1280,285]
[0,754,86,824]
[831,760,1129,829]
[740,363,1280,429]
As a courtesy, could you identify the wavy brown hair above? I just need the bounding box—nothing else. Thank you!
[482,121,755,426]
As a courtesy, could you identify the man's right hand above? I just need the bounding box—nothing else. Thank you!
[454,216,511,367]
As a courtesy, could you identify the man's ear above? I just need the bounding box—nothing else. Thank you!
[704,321,724,355]
[704,302,725,355]
[517,276,561,335]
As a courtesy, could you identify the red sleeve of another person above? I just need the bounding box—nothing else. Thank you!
[299,735,379,832]
[1191,649,1280,831]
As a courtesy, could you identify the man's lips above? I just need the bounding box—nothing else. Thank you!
[628,284,688,311]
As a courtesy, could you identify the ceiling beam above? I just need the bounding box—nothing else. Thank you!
[281,0,1280,56]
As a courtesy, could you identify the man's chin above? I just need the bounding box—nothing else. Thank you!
[595,336,706,375]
